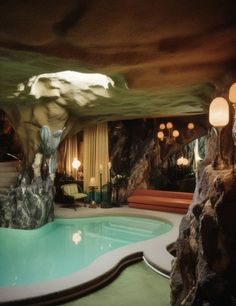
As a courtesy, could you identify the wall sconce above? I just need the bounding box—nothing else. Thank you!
[209,97,229,170]
[157,121,180,144]
[176,156,189,166]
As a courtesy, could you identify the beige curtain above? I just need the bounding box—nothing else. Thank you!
[58,135,79,177]
[83,123,109,192]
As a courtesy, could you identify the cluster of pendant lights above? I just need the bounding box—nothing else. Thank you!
[157,122,179,141]
[176,122,195,166]
[157,121,194,142]
[157,121,195,167]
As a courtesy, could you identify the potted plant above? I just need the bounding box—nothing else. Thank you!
[111,173,129,206]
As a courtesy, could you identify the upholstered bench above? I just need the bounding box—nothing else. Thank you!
[128,189,193,214]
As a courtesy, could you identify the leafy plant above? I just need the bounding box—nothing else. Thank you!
[111,173,129,189]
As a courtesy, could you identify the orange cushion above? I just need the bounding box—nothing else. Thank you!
[128,195,191,208]
[130,189,193,200]
[128,203,188,214]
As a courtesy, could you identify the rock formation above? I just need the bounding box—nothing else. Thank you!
[109,116,208,202]
[0,71,115,229]
[170,123,236,305]
[0,176,54,229]
[4,70,115,166]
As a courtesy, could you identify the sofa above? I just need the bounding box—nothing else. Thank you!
[127,189,193,214]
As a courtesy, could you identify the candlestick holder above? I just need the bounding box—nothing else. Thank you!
[99,172,103,203]
[89,177,97,208]
[105,168,113,208]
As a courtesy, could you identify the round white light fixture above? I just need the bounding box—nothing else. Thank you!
[229,82,236,104]
[172,130,180,138]
[157,131,164,140]
[209,97,229,128]
[177,157,184,166]
[159,123,165,130]
[72,158,81,170]
[187,122,194,130]
[177,156,188,166]
[166,122,173,129]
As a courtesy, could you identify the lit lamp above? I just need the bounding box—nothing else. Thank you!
[177,156,189,178]
[166,122,174,143]
[177,156,189,166]
[89,177,97,207]
[72,158,81,179]
[99,164,103,203]
[229,82,236,145]
[177,156,184,166]
[172,130,180,138]
[166,122,173,129]
[157,131,164,141]
[209,97,229,170]
[157,121,179,144]
[89,177,96,187]
[159,123,166,130]
[107,161,112,206]
[187,122,195,130]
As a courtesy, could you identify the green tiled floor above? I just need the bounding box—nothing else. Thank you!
[63,261,170,306]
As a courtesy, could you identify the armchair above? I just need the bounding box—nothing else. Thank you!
[61,183,87,210]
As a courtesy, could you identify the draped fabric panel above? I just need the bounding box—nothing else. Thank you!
[83,123,109,192]
[58,135,79,177]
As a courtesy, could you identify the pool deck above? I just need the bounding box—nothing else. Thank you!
[0,204,183,305]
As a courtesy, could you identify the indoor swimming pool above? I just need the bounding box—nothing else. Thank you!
[0,216,172,288]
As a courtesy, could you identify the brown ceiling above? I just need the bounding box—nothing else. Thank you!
[0,0,235,117]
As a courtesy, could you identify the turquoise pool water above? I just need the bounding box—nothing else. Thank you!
[0,216,171,287]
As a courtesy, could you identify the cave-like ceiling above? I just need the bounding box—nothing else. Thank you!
[0,0,235,122]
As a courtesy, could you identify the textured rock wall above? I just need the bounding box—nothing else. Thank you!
[109,116,208,201]
[0,176,54,229]
[170,122,236,305]
[0,71,114,229]
[109,119,161,201]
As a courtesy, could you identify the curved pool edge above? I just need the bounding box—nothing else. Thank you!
[0,252,144,306]
[0,207,182,305]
